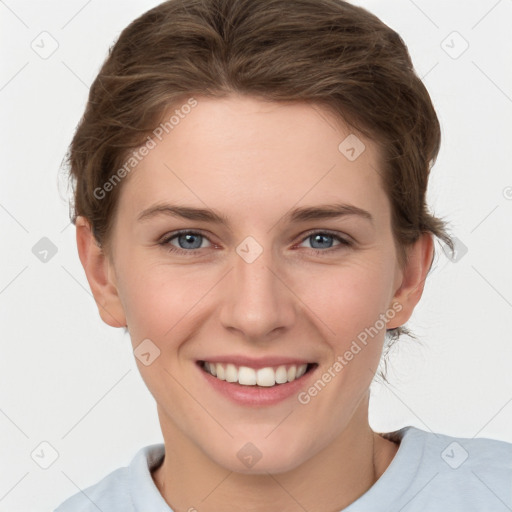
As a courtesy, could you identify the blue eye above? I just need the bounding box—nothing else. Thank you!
[158,230,352,256]
[300,231,351,252]
[303,231,353,256]
[159,230,210,254]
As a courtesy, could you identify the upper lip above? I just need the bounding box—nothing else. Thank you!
[198,355,315,369]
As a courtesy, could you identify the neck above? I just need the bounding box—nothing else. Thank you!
[151,395,399,512]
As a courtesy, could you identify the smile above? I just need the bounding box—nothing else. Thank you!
[199,361,316,387]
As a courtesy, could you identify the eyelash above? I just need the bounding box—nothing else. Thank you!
[158,229,353,256]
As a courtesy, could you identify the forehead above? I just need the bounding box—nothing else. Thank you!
[117,95,390,226]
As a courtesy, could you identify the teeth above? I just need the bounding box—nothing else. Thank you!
[225,363,237,383]
[275,366,288,384]
[239,366,257,385]
[296,364,307,378]
[216,363,225,380]
[256,367,275,387]
[202,362,310,387]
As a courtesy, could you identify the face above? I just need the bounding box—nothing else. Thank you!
[84,94,420,474]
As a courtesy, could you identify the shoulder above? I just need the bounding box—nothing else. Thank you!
[412,426,512,472]
[53,444,165,512]
[54,466,131,512]
[397,426,512,509]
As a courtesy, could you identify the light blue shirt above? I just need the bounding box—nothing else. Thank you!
[54,426,512,511]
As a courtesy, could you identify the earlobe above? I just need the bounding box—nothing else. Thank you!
[386,233,434,330]
[75,216,127,328]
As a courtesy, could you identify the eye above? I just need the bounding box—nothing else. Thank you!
[159,230,212,255]
[297,230,353,254]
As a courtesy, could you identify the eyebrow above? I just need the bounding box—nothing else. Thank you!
[137,202,374,226]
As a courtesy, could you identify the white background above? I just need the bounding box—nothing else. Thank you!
[1,0,511,510]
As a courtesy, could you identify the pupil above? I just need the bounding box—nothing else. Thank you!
[180,233,201,249]
[312,234,332,249]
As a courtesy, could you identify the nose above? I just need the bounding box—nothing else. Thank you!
[219,246,297,341]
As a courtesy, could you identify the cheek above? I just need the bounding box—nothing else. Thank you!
[301,258,395,340]
[117,258,218,345]
[117,265,210,395]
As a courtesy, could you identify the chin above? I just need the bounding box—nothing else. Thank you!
[206,439,312,475]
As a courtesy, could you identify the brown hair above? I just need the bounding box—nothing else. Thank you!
[64,0,454,377]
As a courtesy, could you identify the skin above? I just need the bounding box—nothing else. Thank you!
[76,94,433,512]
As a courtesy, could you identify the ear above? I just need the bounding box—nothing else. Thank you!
[75,216,127,328]
[386,232,434,329]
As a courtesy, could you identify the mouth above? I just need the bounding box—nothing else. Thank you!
[197,360,318,387]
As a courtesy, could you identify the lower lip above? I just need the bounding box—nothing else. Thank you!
[196,362,318,406]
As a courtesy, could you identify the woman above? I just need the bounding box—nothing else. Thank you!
[55,0,512,510]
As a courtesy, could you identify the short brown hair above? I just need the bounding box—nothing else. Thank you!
[64,0,454,375]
